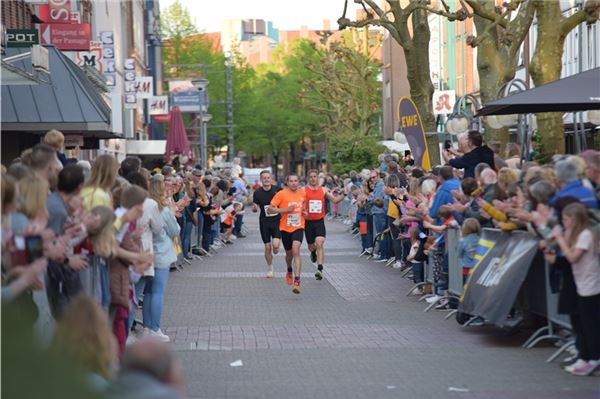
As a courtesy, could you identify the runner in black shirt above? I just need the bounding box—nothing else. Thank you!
[252,170,282,278]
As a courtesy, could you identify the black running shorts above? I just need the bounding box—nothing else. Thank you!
[304,219,326,245]
[259,219,281,244]
[281,229,304,250]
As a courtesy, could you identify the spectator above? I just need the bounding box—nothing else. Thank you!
[457,218,481,284]
[108,338,185,399]
[550,158,599,209]
[21,143,60,189]
[550,202,600,375]
[489,141,508,169]
[448,130,495,178]
[143,177,180,342]
[53,295,118,392]
[505,143,522,169]
[44,129,78,168]
[583,152,600,201]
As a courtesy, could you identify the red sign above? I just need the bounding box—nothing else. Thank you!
[40,23,90,51]
[153,114,171,124]
[38,0,72,24]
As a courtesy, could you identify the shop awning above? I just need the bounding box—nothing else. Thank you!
[1,46,114,135]
[477,68,600,116]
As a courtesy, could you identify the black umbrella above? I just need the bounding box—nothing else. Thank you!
[477,67,600,116]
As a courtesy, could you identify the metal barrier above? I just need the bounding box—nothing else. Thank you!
[522,261,573,361]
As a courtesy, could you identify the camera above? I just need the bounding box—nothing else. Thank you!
[444,140,452,150]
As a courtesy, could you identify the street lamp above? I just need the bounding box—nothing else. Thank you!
[201,113,212,170]
[192,78,210,169]
[445,94,481,135]
[493,78,530,166]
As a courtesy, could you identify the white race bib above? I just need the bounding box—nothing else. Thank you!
[308,200,323,214]
[264,205,278,217]
[287,213,301,227]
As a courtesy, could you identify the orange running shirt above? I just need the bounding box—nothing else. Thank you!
[270,188,306,233]
[304,186,326,221]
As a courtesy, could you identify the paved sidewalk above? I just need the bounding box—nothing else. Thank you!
[160,213,599,399]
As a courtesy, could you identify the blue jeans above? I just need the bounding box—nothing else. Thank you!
[99,260,111,312]
[202,228,212,252]
[412,261,424,284]
[234,213,244,235]
[180,221,193,257]
[142,269,170,332]
[373,213,389,258]
[366,214,374,249]
[195,213,205,247]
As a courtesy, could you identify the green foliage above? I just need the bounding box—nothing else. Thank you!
[161,0,198,39]
[329,134,386,174]
[532,131,552,165]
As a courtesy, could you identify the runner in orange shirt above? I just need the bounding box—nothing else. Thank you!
[304,169,345,280]
[268,174,306,294]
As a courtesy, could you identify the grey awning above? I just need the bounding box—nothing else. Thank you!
[477,68,600,116]
[1,45,114,135]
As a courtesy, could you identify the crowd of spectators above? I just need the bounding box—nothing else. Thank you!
[319,131,600,377]
[1,129,253,397]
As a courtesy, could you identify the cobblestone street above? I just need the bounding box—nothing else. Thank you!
[159,214,599,399]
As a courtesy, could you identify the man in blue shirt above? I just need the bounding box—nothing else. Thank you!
[550,159,599,209]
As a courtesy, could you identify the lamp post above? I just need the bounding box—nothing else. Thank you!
[201,113,212,169]
[191,78,209,169]
[445,94,482,136]
[489,78,530,167]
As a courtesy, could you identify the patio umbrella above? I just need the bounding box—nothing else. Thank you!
[477,67,600,116]
[165,106,191,163]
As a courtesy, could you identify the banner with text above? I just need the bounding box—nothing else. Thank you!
[459,229,539,327]
[397,97,431,170]
[169,80,202,112]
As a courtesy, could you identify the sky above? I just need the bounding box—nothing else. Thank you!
[160,0,357,33]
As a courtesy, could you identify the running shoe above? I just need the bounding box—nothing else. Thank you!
[315,270,323,280]
[286,272,293,285]
[310,250,317,263]
[266,270,274,279]
[292,280,301,294]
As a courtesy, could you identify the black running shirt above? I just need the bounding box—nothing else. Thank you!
[253,186,281,222]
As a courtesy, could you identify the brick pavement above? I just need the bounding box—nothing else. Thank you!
[158,213,600,399]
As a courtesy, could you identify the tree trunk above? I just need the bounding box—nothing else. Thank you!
[472,14,510,148]
[405,8,440,167]
[529,1,566,155]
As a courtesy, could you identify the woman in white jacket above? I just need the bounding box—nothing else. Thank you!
[142,176,180,342]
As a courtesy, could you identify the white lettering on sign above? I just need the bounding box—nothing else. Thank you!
[49,0,70,23]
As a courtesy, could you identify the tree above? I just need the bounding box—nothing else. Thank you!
[527,0,599,155]
[161,0,198,39]
[298,33,385,173]
[338,0,443,165]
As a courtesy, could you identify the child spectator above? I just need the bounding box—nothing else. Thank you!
[406,228,424,294]
[457,218,481,284]
[551,202,600,376]
[221,202,242,243]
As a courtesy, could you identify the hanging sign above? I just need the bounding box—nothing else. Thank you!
[148,96,169,115]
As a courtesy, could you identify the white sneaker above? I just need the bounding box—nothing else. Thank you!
[425,295,441,304]
[265,270,274,279]
[149,328,170,342]
[126,334,138,346]
[371,254,381,260]
[374,258,389,263]
[564,359,588,373]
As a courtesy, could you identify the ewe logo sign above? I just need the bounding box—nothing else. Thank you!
[397,97,431,170]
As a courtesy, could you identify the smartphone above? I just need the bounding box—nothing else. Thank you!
[444,140,452,150]
[25,235,44,263]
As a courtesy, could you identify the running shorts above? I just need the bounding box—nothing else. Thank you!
[304,219,326,245]
[281,229,304,250]
[259,219,281,244]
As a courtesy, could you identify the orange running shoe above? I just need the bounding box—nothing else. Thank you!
[286,272,293,285]
[292,280,301,294]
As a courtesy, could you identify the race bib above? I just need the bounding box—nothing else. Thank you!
[308,200,323,214]
[287,213,301,227]
[264,205,278,217]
